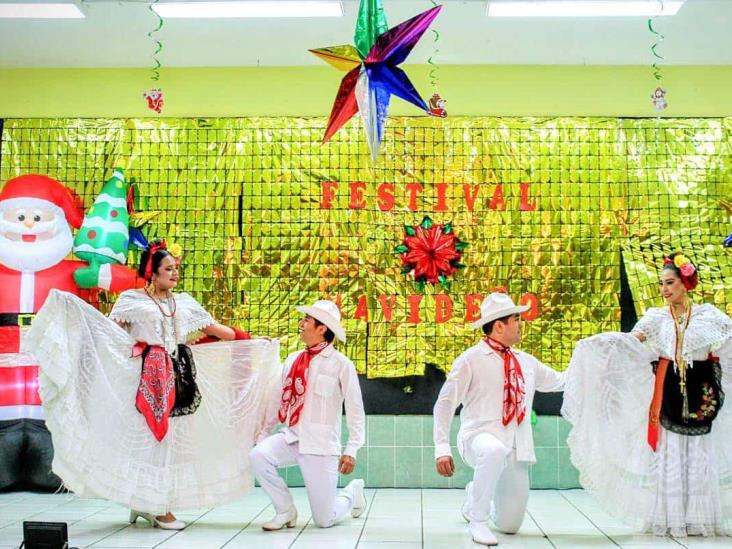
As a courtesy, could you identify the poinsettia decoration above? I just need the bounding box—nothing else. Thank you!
[395,216,468,290]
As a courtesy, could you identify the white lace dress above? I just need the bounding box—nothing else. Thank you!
[23,289,281,515]
[562,303,732,537]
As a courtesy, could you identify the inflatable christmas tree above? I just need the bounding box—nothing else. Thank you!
[73,168,132,288]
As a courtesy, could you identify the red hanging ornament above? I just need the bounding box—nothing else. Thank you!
[143,88,164,114]
[428,93,447,118]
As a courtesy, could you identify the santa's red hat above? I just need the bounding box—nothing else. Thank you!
[0,174,84,229]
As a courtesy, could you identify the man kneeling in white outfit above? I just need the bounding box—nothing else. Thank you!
[250,299,367,530]
[433,293,565,546]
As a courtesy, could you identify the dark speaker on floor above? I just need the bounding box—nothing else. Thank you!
[20,521,68,549]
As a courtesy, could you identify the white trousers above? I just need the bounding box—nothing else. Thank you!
[250,432,353,528]
[462,432,530,533]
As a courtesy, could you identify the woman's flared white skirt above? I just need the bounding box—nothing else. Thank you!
[561,332,732,536]
[24,290,281,515]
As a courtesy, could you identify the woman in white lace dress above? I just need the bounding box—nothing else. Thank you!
[562,251,732,537]
[24,240,280,530]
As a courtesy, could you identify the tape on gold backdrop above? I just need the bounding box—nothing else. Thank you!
[1,117,731,377]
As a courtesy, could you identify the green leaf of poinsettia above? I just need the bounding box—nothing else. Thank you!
[453,262,467,269]
[404,225,416,236]
[442,222,453,234]
[438,274,450,289]
[394,244,409,254]
[420,216,433,229]
[401,266,412,274]
[416,279,426,293]
[456,241,469,251]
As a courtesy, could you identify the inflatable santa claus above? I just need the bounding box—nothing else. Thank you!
[0,174,141,490]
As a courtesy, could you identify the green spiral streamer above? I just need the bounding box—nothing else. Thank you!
[427,0,440,89]
[648,1,665,83]
[148,0,164,82]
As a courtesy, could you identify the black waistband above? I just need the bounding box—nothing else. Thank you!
[0,313,35,327]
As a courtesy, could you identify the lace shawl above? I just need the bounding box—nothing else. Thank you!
[109,290,214,351]
[633,303,732,364]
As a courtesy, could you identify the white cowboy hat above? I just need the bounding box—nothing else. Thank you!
[296,299,346,342]
[470,292,530,329]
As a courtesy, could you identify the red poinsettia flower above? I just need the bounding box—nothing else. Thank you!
[395,216,468,289]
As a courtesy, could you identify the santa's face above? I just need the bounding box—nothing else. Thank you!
[2,207,56,242]
[0,203,74,272]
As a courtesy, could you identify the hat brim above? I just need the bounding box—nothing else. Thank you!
[296,305,346,342]
[470,305,530,329]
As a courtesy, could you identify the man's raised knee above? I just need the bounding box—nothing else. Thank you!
[494,516,523,535]
[312,515,335,528]
[474,444,505,465]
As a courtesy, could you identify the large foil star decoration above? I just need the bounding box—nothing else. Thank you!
[310,0,442,162]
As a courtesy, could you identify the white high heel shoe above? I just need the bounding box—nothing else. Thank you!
[129,510,186,530]
[261,506,297,531]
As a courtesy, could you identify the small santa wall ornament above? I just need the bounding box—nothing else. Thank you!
[428,93,447,118]
[651,87,667,111]
[143,88,164,114]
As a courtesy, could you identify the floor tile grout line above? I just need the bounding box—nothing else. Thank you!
[559,491,621,547]
[82,501,144,548]
[669,536,688,548]
[560,492,691,549]
[150,505,219,549]
[220,502,271,548]
[353,487,378,548]
[287,515,312,548]
[84,521,136,548]
[525,509,557,549]
[419,488,424,549]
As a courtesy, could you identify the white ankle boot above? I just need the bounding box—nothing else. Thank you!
[469,521,498,546]
[262,506,297,531]
[129,510,186,530]
[342,479,366,518]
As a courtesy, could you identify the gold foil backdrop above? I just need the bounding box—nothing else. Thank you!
[1,117,730,376]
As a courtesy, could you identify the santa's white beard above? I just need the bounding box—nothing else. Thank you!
[0,222,74,272]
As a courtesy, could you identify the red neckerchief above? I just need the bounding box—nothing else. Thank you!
[485,336,526,426]
[278,341,329,427]
[133,343,175,441]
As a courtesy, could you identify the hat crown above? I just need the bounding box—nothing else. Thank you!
[481,292,518,318]
[311,299,341,323]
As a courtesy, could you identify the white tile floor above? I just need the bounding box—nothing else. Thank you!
[1,489,731,548]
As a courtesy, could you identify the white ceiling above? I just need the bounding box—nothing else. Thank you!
[0,0,730,68]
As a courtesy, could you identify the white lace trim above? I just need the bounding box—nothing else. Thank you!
[109,290,214,347]
[634,304,732,364]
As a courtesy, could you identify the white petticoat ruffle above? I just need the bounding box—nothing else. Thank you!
[562,332,732,537]
[23,290,282,515]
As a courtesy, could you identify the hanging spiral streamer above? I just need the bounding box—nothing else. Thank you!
[143,0,165,113]
[148,0,164,82]
[648,20,664,83]
[427,28,440,89]
[427,0,440,91]
[648,0,668,110]
[426,0,447,118]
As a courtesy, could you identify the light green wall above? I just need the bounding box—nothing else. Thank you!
[1,65,731,118]
[287,414,579,489]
